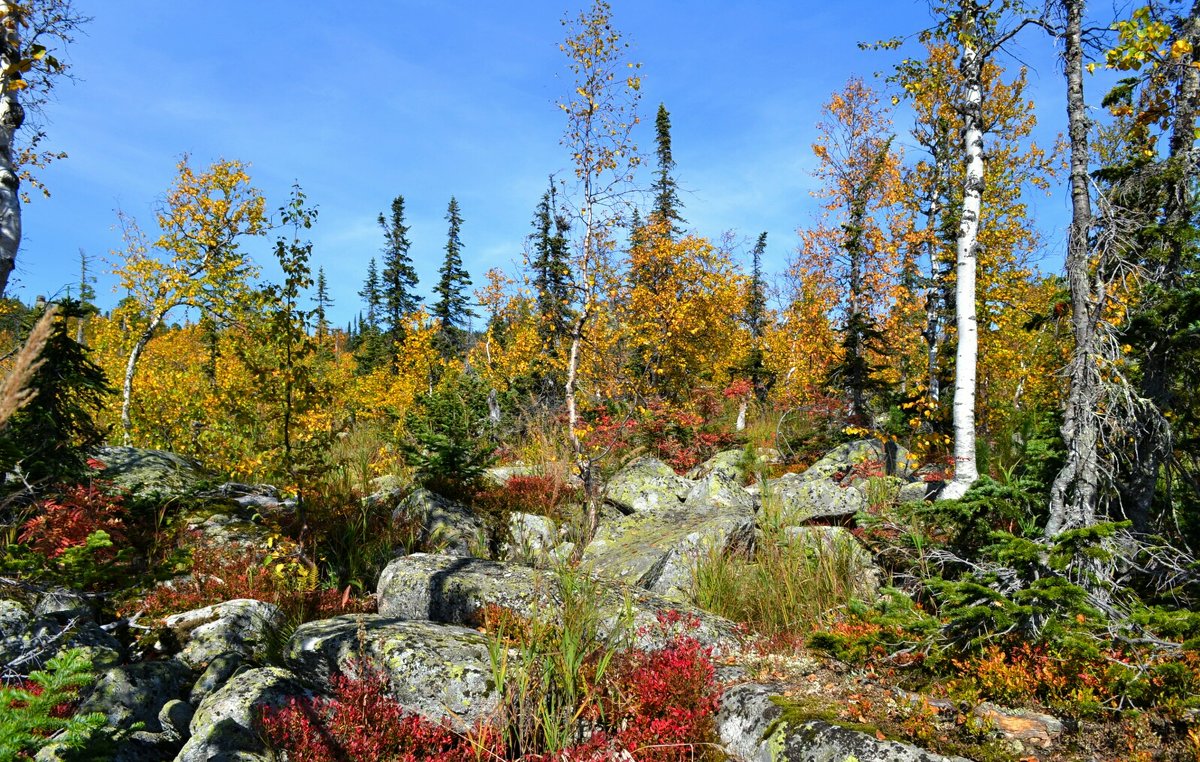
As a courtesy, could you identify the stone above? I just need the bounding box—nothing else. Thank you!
[176,667,306,762]
[78,659,194,733]
[898,480,936,503]
[376,553,738,651]
[717,683,971,762]
[92,446,207,499]
[391,487,482,557]
[603,456,693,515]
[286,615,498,725]
[162,599,283,669]
[502,512,559,564]
[685,469,757,513]
[189,652,245,704]
[971,702,1063,750]
[686,449,747,482]
[800,439,917,482]
[484,463,539,485]
[767,473,867,524]
[582,493,755,599]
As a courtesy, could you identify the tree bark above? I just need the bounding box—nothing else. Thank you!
[941,0,984,501]
[1046,0,1102,536]
[121,313,164,446]
[0,3,24,298]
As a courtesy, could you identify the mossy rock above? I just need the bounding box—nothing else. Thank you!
[285,615,498,726]
[604,456,693,515]
[92,446,207,499]
[176,666,307,762]
[376,553,738,651]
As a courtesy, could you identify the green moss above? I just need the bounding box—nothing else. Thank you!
[766,695,889,740]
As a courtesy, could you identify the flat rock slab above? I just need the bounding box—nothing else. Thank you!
[583,497,755,600]
[376,553,738,651]
[718,683,971,762]
[286,615,497,725]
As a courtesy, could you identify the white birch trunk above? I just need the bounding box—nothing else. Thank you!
[940,3,984,501]
[122,313,164,445]
[0,3,23,298]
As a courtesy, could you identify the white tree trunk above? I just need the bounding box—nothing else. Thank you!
[736,399,748,432]
[0,3,23,298]
[122,313,164,445]
[941,3,984,501]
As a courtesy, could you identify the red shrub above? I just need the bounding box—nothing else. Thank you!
[260,662,499,761]
[496,474,580,518]
[19,485,128,560]
[133,542,374,622]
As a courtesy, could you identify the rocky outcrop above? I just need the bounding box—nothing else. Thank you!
[161,599,283,669]
[78,659,194,734]
[584,456,757,600]
[718,683,972,762]
[376,553,739,650]
[175,667,307,762]
[286,615,499,726]
[390,487,482,557]
[603,456,693,514]
[92,446,207,499]
[768,473,866,524]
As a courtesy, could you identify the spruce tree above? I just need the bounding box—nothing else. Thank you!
[353,257,386,372]
[379,195,421,357]
[651,103,685,236]
[739,232,773,401]
[314,266,332,339]
[433,196,474,354]
[529,177,572,350]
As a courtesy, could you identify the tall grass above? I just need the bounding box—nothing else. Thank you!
[484,563,630,757]
[692,490,869,641]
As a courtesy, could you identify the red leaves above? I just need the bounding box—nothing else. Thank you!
[18,485,127,560]
[262,611,721,761]
[260,662,496,762]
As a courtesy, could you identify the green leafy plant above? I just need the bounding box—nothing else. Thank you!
[0,648,108,759]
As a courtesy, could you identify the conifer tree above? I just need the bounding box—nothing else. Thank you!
[433,196,474,355]
[742,232,772,401]
[314,265,332,339]
[379,195,420,358]
[530,177,572,350]
[353,257,386,372]
[651,103,685,235]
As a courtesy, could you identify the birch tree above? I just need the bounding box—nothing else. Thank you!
[112,157,266,444]
[0,0,85,297]
[937,0,1035,500]
[558,0,641,526]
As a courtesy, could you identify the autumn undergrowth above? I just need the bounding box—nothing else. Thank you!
[261,565,724,761]
[691,489,868,643]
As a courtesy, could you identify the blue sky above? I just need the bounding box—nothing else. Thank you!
[15,0,1080,326]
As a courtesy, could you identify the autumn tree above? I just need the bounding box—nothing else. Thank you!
[794,78,904,425]
[0,0,86,297]
[379,194,420,361]
[112,157,267,444]
[558,0,641,513]
[433,195,474,356]
[919,1,1038,500]
[1098,0,1200,532]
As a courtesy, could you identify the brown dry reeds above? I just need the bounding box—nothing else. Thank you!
[0,305,57,429]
